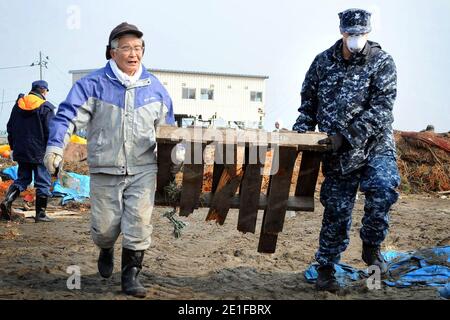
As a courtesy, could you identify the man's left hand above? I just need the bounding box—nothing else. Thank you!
[318,133,351,153]
[169,143,185,176]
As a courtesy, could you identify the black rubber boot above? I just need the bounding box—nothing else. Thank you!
[0,185,20,221]
[98,247,114,278]
[35,196,53,222]
[362,243,388,274]
[316,265,340,293]
[121,248,147,298]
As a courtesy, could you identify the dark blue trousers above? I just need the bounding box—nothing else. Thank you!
[315,154,400,266]
[13,162,52,198]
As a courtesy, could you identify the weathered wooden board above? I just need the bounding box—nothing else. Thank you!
[237,145,267,234]
[179,142,206,216]
[156,126,328,150]
[258,146,299,253]
[295,151,322,199]
[155,127,325,254]
[206,144,243,225]
[156,143,177,195]
[155,192,314,211]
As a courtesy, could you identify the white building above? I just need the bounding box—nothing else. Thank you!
[69,68,268,129]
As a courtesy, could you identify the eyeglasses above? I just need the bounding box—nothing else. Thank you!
[114,45,144,54]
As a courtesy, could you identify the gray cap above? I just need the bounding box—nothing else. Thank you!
[339,8,372,34]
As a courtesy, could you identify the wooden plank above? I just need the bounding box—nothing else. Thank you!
[262,146,299,233]
[258,233,278,254]
[155,194,314,211]
[211,143,225,194]
[156,143,177,195]
[258,146,298,253]
[156,125,328,150]
[179,142,205,217]
[237,145,267,234]
[206,144,243,225]
[295,151,321,213]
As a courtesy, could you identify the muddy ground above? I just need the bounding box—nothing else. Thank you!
[0,193,448,300]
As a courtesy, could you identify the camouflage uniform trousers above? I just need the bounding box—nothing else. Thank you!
[315,154,400,266]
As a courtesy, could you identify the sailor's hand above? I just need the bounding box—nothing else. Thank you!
[318,133,350,153]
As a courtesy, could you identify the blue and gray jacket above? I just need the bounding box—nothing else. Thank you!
[47,62,175,175]
[293,39,397,175]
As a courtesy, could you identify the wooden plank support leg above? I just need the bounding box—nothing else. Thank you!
[237,145,267,234]
[179,142,206,217]
[156,142,177,196]
[211,142,225,194]
[295,151,322,211]
[258,146,298,253]
[206,144,243,225]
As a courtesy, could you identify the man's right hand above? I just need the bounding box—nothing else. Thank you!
[44,152,63,175]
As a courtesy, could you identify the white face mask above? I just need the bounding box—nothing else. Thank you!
[346,35,367,53]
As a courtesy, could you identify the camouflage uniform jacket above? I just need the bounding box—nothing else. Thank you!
[293,39,397,175]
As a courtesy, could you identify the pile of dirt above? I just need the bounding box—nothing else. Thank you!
[395,131,450,193]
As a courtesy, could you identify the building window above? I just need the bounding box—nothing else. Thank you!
[182,88,196,100]
[200,89,214,100]
[251,91,263,102]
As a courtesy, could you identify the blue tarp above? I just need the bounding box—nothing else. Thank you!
[52,172,90,204]
[2,165,20,181]
[305,263,367,286]
[2,165,90,204]
[305,246,450,295]
[439,282,450,299]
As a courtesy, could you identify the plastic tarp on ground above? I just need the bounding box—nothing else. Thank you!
[2,165,20,181]
[2,165,90,204]
[305,246,450,297]
[52,172,90,204]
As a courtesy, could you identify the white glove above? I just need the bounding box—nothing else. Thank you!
[44,152,63,174]
[170,143,185,175]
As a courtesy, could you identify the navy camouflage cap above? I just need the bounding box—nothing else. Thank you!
[339,8,372,34]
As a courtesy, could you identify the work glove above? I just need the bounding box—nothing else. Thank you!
[318,133,351,153]
[170,143,185,175]
[44,152,63,175]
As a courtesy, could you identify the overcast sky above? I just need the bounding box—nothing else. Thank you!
[0,0,449,132]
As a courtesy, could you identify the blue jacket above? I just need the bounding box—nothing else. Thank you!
[293,40,397,174]
[7,92,55,164]
[47,62,175,175]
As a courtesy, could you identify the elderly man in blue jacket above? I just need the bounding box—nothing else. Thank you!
[44,22,175,298]
[293,9,400,292]
[1,80,55,223]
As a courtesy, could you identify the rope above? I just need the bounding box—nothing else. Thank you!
[162,181,186,238]
[163,209,186,239]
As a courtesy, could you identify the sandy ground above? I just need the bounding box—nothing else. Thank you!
[0,193,448,300]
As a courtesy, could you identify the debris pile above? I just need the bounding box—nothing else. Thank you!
[395,130,450,193]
